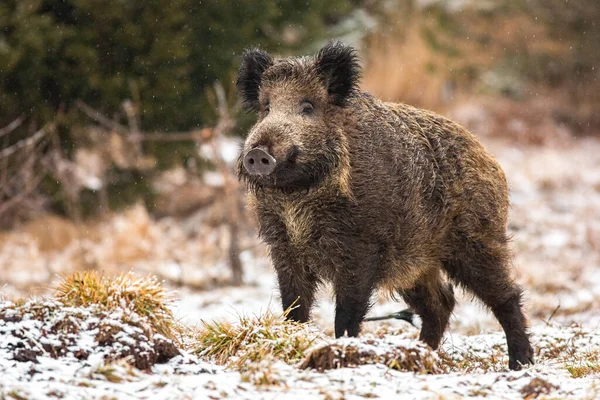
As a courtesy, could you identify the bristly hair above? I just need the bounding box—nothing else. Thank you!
[237,49,274,111]
[315,40,362,107]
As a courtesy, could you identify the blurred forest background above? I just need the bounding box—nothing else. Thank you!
[1,0,599,301]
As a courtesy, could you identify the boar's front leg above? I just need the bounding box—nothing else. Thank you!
[272,249,318,322]
[334,273,376,338]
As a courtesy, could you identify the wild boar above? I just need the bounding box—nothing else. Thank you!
[236,40,534,370]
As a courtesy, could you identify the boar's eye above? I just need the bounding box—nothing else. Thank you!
[263,101,270,114]
[300,101,314,116]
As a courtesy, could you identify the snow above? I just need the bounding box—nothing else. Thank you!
[2,137,600,398]
[4,292,598,399]
[198,135,242,165]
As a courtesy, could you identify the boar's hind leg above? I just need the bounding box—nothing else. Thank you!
[276,265,318,323]
[443,233,534,371]
[401,269,455,349]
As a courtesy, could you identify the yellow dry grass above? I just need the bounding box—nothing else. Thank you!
[438,346,507,374]
[193,307,323,371]
[361,25,448,111]
[360,5,569,115]
[89,358,143,383]
[300,339,442,374]
[566,351,600,378]
[55,270,179,340]
[0,214,85,252]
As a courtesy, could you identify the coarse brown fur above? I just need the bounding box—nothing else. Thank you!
[236,41,534,371]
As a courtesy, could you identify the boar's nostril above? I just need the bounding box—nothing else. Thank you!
[243,146,276,176]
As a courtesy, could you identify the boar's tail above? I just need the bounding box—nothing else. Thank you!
[364,308,421,328]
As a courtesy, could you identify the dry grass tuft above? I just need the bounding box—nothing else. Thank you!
[193,308,323,371]
[89,358,143,383]
[240,357,288,387]
[519,377,558,399]
[565,351,600,378]
[300,338,442,374]
[55,270,178,340]
[438,344,507,374]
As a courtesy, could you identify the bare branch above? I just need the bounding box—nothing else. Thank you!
[76,99,219,143]
[0,126,49,160]
[0,136,49,196]
[0,136,49,217]
[204,81,245,285]
[122,99,143,158]
[214,82,228,119]
[130,130,212,142]
[212,81,237,136]
[0,115,26,139]
[0,165,46,215]
[75,100,128,134]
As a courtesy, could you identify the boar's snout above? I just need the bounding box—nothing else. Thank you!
[243,146,277,176]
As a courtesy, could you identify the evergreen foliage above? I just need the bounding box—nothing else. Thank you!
[0,0,356,217]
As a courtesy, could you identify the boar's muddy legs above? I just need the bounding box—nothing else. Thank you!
[443,232,534,371]
[401,269,456,349]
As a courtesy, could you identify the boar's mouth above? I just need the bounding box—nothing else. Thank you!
[238,146,334,193]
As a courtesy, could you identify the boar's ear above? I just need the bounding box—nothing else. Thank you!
[237,49,274,112]
[315,40,361,107]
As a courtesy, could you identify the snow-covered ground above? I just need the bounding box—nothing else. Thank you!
[2,302,599,399]
[1,136,600,399]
